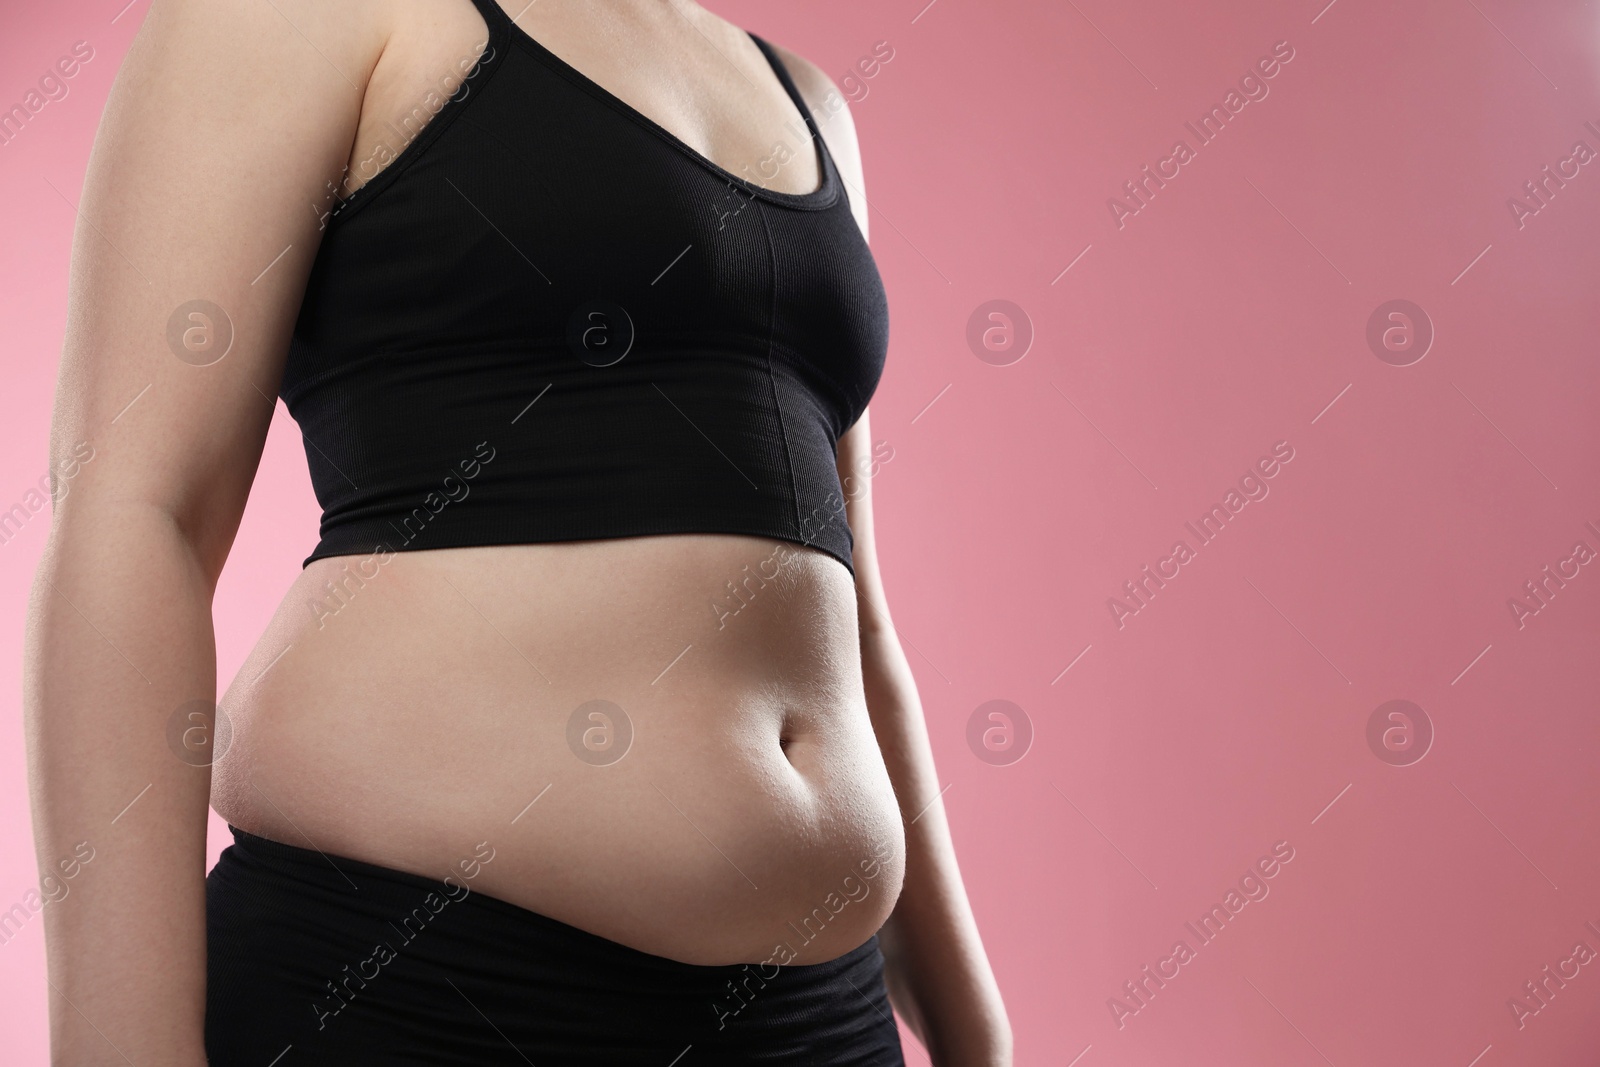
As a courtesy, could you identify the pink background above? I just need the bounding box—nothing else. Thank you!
[4,0,1599,1063]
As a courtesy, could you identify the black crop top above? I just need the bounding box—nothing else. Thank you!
[280,0,889,575]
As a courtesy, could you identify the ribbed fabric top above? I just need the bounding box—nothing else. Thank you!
[279,0,889,576]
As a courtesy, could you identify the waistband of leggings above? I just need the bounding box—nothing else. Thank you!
[221,824,883,975]
[227,824,479,896]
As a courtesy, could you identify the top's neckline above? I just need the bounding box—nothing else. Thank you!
[479,2,840,209]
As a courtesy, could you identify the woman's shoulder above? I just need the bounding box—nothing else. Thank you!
[760,37,872,232]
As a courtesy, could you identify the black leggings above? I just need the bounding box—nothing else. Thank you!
[206,827,905,1065]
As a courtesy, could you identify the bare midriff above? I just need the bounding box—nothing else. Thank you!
[210,534,907,965]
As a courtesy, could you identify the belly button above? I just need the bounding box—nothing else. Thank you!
[778,710,804,762]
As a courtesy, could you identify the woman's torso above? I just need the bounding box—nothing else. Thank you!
[210,0,905,966]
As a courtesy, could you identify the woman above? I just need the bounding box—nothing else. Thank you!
[25,0,1011,1062]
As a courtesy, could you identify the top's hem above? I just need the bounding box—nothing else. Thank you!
[301,525,856,579]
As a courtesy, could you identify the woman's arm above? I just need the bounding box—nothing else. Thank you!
[24,1,380,1060]
[837,414,1014,1066]
[772,39,1011,1062]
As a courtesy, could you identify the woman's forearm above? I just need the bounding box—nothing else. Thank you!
[857,615,1013,1066]
[25,502,219,1064]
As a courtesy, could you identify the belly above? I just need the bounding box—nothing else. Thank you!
[211,534,905,965]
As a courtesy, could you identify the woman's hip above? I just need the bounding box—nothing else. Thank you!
[205,826,904,1066]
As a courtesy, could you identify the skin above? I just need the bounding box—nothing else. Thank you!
[23,0,1012,1064]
